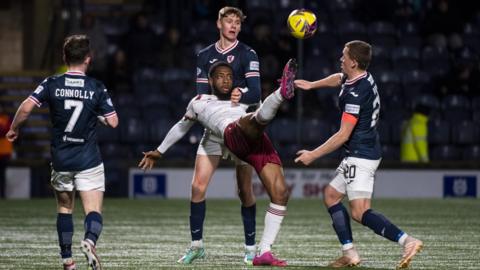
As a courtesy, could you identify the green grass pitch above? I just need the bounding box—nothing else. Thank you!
[0,198,479,269]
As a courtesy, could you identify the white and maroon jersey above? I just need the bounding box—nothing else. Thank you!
[185,94,248,140]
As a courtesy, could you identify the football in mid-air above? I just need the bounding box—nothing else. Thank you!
[287,9,317,39]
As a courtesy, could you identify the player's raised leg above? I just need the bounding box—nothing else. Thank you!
[254,59,297,125]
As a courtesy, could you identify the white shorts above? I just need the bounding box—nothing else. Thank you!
[51,163,105,192]
[329,157,381,200]
[196,129,247,166]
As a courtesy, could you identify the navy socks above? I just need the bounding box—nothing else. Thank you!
[57,213,74,259]
[84,211,103,245]
[328,203,353,245]
[190,200,206,241]
[241,204,256,246]
[361,209,404,242]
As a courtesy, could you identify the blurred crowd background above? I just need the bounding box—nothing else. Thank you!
[1,0,480,196]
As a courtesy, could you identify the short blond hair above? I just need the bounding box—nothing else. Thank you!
[218,6,246,22]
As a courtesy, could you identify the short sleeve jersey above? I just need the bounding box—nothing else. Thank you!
[339,72,382,160]
[196,40,261,105]
[29,71,116,171]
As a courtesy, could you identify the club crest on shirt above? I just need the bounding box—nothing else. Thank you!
[227,55,235,63]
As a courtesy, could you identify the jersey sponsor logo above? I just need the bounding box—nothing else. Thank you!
[65,77,85,88]
[196,67,202,76]
[62,135,85,143]
[209,58,218,64]
[249,61,259,71]
[227,55,235,63]
[345,104,360,114]
[33,85,44,94]
[349,91,359,97]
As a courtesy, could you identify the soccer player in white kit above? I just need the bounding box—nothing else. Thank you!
[139,59,297,266]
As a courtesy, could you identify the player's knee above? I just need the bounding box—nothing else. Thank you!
[350,207,367,223]
[272,184,289,205]
[323,185,341,207]
[238,187,256,206]
[191,180,208,197]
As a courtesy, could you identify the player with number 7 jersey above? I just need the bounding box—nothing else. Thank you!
[28,70,116,171]
[6,35,118,270]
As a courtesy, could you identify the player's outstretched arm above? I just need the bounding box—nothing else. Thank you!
[6,98,36,142]
[294,73,343,90]
[138,150,162,170]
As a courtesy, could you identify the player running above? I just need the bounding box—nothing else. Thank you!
[294,40,423,269]
[139,59,297,267]
[6,35,118,270]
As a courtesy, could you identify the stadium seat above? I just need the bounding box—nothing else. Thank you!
[431,145,461,161]
[390,122,402,144]
[381,144,399,161]
[100,142,131,159]
[428,118,451,145]
[148,118,177,144]
[441,95,471,123]
[368,21,397,49]
[392,46,420,72]
[402,70,431,97]
[451,121,479,145]
[473,110,480,124]
[463,145,480,160]
[97,124,120,143]
[421,46,450,76]
[412,94,440,111]
[370,45,392,70]
[270,118,297,144]
[401,35,422,48]
[376,71,401,95]
[120,116,146,143]
[472,96,480,108]
[377,121,391,144]
[337,21,367,44]
[301,118,331,145]
[399,22,419,35]
[142,105,172,122]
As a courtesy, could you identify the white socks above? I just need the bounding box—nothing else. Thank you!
[259,202,287,255]
[255,89,283,125]
[191,239,203,248]
[398,233,409,246]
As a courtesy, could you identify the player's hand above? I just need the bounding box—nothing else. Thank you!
[138,150,162,170]
[294,80,313,90]
[294,149,316,166]
[231,87,242,104]
[5,129,18,142]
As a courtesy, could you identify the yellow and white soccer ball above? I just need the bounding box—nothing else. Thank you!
[287,9,317,39]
